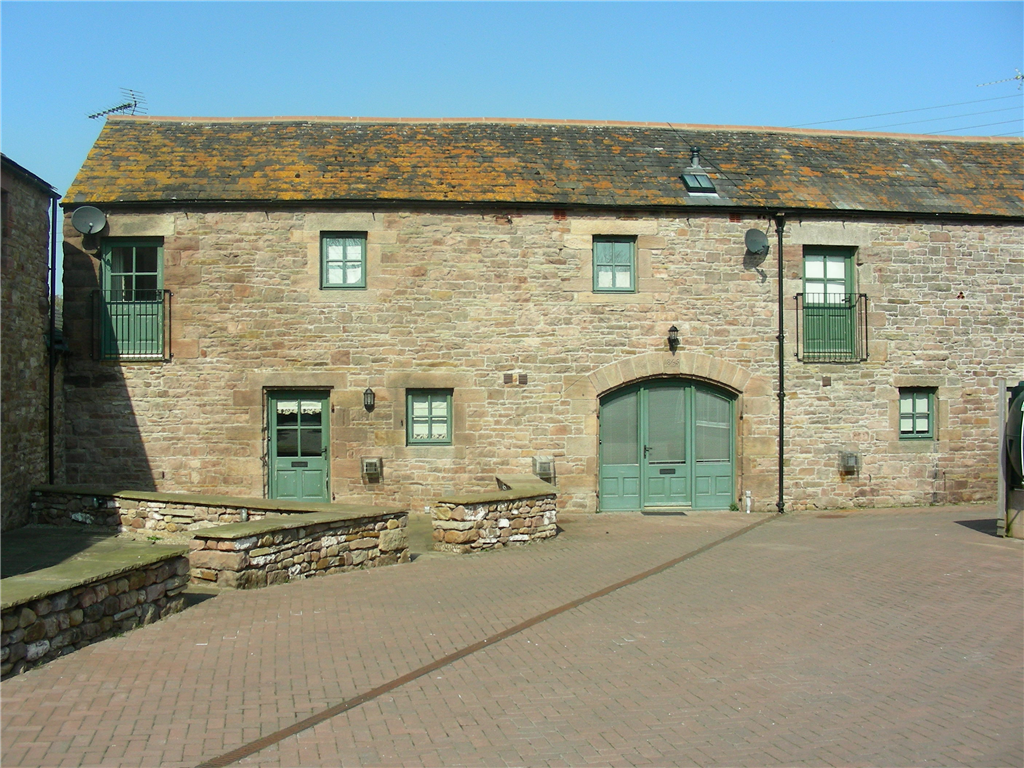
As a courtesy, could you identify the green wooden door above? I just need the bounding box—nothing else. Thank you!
[693,388,734,510]
[803,248,855,357]
[598,388,642,511]
[643,385,690,506]
[268,392,330,502]
[599,381,734,512]
[102,241,164,358]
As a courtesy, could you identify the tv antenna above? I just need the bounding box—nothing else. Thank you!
[977,69,1023,89]
[87,88,148,119]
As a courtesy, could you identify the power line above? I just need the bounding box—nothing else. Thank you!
[788,94,1020,129]
[931,119,1023,135]
[862,106,1022,132]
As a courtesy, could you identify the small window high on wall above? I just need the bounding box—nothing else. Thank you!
[899,388,935,440]
[321,232,366,289]
[593,236,636,293]
[406,389,453,445]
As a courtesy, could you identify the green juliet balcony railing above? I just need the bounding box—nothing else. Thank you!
[796,292,868,363]
[92,289,172,361]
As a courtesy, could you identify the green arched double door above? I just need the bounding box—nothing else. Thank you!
[599,380,735,511]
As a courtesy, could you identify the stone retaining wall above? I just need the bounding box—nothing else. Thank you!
[1,553,189,680]
[189,510,409,589]
[433,481,557,553]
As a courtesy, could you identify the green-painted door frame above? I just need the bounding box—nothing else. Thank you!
[599,380,735,511]
[267,391,330,502]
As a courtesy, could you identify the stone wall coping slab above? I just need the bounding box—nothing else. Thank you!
[1,541,188,610]
[436,475,556,505]
[194,509,404,541]
[32,485,400,516]
[436,489,556,505]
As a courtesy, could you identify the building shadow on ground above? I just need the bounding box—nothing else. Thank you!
[954,518,1000,537]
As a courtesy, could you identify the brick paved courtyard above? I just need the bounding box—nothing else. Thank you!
[2,507,1021,767]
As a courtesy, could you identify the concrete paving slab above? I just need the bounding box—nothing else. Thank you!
[1,526,188,609]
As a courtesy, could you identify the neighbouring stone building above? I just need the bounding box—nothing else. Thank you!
[59,117,1023,515]
[2,154,60,530]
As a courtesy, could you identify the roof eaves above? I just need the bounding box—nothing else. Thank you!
[1,154,58,197]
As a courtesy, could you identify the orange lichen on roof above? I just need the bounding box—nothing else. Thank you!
[63,116,1024,218]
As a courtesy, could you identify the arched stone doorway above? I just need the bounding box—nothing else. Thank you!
[599,378,736,511]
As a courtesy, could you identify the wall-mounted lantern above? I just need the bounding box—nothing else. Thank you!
[363,388,375,412]
[667,325,680,353]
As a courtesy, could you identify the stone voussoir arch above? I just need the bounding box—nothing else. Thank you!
[566,351,753,404]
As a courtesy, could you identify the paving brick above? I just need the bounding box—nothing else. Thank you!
[1,508,1021,767]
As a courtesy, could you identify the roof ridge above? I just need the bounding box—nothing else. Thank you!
[106,115,1022,144]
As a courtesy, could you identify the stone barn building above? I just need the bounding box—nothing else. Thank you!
[2,154,60,530]
[59,117,1023,515]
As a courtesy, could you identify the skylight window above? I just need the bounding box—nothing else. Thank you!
[682,172,716,194]
[681,146,718,195]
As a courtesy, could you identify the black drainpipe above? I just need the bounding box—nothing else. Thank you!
[47,192,60,484]
[774,212,786,514]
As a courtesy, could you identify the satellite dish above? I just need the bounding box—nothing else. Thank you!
[744,228,769,255]
[72,206,107,235]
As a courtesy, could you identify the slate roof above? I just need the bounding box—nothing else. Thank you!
[2,154,57,197]
[64,117,1024,218]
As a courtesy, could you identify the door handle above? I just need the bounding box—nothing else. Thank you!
[643,445,651,457]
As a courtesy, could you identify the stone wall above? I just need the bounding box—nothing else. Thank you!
[60,208,1024,514]
[1,553,189,680]
[188,510,409,589]
[2,159,58,530]
[433,484,557,553]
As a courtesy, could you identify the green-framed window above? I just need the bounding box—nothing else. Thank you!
[593,236,636,293]
[406,389,453,445]
[99,238,165,359]
[803,247,855,358]
[899,388,935,440]
[321,232,366,289]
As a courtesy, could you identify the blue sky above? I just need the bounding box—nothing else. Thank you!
[2,1,1022,196]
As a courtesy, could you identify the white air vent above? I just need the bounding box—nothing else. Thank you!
[532,457,556,485]
[361,457,383,480]
[839,452,860,475]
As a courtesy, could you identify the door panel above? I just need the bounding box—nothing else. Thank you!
[693,388,734,510]
[598,389,641,511]
[268,393,329,502]
[599,381,734,512]
[644,385,689,506]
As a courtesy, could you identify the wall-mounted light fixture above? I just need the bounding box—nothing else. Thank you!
[363,388,375,412]
[667,325,680,353]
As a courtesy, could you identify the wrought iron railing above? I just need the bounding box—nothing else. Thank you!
[795,293,868,363]
[92,289,172,361]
